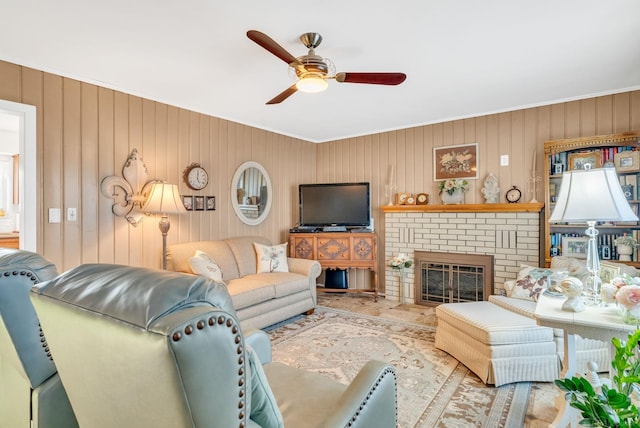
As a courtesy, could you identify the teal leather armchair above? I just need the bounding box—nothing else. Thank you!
[31,263,397,428]
[0,248,78,428]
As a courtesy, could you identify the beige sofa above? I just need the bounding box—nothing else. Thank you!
[166,236,322,330]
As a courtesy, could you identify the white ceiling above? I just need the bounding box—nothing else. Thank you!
[1,1,639,143]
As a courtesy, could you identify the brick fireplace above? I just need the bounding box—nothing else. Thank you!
[381,203,544,303]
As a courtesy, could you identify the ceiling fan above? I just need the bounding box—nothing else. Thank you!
[247,30,407,105]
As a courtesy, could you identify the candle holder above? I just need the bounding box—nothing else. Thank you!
[528,171,541,203]
[385,184,397,206]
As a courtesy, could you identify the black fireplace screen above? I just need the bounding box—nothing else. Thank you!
[414,251,493,306]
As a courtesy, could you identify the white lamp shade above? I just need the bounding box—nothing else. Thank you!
[142,183,187,215]
[549,167,638,223]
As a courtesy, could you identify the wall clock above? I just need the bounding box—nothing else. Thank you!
[183,163,209,190]
[506,186,521,203]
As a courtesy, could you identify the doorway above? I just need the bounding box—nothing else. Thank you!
[0,99,36,251]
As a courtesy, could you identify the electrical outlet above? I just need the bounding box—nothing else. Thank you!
[500,155,509,166]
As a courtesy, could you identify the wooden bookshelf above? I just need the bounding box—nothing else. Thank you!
[544,131,640,268]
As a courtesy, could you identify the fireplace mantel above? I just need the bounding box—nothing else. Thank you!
[380,202,544,214]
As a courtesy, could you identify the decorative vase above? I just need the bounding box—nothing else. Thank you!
[617,245,633,261]
[622,307,640,325]
[399,269,406,302]
[441,189,464,205]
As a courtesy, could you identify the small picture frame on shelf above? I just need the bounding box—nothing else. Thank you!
[194,196,205,211]
[182,195,193,211]
[621,184,635,200]
[614,151,640,172]
[567,151,602,171]
[562,237,589,259]
[599,262,621,284]
[206,196,216,211]
[553,163,564,175]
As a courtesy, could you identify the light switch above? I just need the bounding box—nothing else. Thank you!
[67,208,77,222]
[500,155,509,166]
[48,208,61,223]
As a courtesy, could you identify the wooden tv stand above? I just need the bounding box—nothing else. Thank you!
[288,232,377,301]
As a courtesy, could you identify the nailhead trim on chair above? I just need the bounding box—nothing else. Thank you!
[3,269,55,362]
[171,313,248,427]
[346,367,397,427]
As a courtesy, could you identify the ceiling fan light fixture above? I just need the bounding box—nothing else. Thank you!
[295,75,328,93]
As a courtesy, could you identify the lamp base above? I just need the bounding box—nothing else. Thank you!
[583,221,602,307]
[159,215,170,270]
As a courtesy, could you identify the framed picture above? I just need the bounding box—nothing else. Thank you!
[562,236,589,259]
[599,262,621,284]
[621,184,635,200]
[182,195,193,211]
[567,151,602,171]
[194,196,205,211]
[434,143,478,180]
[206,196,216,211]
[614,151,640,172]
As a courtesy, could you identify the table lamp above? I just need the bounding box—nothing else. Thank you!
[549,165,638,305]
[142,182,187,270]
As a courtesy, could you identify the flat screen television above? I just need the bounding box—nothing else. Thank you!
[298,182,371,228]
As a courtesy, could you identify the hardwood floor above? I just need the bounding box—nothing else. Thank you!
[317,293,558,427]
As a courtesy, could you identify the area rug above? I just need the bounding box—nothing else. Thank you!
[265,307,531,428]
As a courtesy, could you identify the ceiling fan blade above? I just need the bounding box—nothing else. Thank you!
[335,72,407,85]
[247,30,300,66]
[266,85,298,105]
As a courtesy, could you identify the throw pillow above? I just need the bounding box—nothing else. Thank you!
[188,250,223,282]
[254,243,289,273]
[247,345,284,428]
[510,265,553,302]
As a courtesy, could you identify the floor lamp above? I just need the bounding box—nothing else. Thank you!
[549,166,638,305]
[142,182,187,270]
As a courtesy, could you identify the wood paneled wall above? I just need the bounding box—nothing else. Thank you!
[0,60,316,271]
[317,91,640,291]
[1,57,639,295]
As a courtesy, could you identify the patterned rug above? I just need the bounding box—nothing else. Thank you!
[265,307,531,428]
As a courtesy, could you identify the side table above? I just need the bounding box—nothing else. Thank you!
[534,293,636,427]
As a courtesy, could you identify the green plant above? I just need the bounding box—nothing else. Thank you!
[555,329,640,427]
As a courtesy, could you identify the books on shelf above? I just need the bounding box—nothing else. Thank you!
[548,230,639,261]
[549,146,639,176]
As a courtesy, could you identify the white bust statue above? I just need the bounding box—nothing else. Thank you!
[481,173,500,203]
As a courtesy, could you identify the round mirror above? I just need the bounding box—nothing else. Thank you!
[231,161,273,226]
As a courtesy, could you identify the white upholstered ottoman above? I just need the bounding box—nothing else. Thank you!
[435,301,560,386]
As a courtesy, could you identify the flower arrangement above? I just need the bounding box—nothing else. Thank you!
[600,275,640,324]
[617,283,640,322]
[615,234,638,248]
[438,178,469,195]
[601,275,640,304]
[555,328,640,427]
[390,254,413,271]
